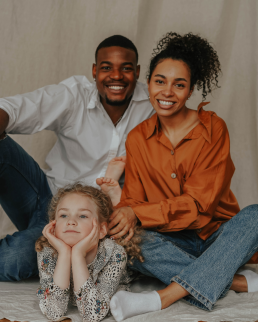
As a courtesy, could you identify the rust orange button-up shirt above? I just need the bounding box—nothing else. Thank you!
[117,102,241,241]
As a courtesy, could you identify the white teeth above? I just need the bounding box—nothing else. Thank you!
[108,86,124,90]
[158,100,175,106]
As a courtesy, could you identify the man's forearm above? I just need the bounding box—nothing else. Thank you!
[0,108,9,138]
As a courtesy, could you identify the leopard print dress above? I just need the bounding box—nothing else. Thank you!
[37,238,134,321]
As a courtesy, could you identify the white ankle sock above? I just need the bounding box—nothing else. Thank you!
[110,290,161,322]
[238,269,258,293]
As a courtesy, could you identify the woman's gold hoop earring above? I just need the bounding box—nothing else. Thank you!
[187,97,190,100]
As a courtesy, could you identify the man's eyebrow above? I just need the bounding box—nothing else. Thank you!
[100,61,134,67]
[100,61,112,65]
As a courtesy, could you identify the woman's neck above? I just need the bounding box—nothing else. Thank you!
[159,105,189,134]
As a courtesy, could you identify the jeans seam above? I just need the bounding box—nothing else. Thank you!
[172,275,213,309]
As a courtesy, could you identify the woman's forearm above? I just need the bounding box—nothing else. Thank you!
[53,249,71,290]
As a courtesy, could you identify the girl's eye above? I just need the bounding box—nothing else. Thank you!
[60,214,67,218]
[80,215,87,219]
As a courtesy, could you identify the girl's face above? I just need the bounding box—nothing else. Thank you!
[54,193,106,247]
[148,58,193,118]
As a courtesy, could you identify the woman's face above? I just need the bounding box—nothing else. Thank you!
[148,58,193,118]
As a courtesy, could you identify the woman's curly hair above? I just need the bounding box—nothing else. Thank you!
[35,183,144,264]
[148,32,221,100]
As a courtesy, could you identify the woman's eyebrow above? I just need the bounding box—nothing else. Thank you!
[154,74,166,79]
[175,77,187,82]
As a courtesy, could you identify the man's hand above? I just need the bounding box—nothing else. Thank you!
[42,221,71,255]
[108,207,137,241]
[72,219,99,258]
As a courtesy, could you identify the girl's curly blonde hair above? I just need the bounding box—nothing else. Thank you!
[35,183,144,264]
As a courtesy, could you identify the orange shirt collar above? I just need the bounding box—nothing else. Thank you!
[146,102,212,144]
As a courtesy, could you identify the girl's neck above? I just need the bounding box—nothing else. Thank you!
[85,245,99,265]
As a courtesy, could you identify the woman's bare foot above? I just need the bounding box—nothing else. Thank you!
[105,156,126,181]
[96,177,122,206]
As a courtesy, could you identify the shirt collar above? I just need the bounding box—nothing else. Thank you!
[86,81,149,110]
[146,102,212,143]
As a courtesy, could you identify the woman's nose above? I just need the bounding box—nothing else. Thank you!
[162,86,174,97]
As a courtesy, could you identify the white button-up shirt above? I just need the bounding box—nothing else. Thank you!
[1,76,154,194]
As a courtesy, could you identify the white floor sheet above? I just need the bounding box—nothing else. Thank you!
[1,266,258,322]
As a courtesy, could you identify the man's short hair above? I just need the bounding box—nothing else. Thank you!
[95,35,138,63]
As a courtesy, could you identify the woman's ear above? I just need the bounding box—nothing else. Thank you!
[99,222,108,240]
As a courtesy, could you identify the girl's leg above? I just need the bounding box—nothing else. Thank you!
[96,177,121,206]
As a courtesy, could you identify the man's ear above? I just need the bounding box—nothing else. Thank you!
[99,222,108,240]
[136,65,140,80]
[92,63,97,80]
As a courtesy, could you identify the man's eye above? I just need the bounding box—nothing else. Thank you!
[155,80,164,84]
[123,67,132,71]
[102,66,110,70]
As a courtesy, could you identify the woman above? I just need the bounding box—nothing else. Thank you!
[107,32,258,321]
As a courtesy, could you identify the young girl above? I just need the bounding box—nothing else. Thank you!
[35,183,143,322]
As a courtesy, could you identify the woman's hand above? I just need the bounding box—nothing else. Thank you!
[72,219,99,258]
[108,207,138,240]
[42,221,71,255]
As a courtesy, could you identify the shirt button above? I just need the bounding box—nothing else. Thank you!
[171,173,177,179]
[171,150,174,155]
[197,229,202,233]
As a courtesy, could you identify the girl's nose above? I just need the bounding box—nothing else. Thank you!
[67,218,77,225]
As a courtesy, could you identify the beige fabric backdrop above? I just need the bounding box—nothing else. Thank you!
[0,0,257,237]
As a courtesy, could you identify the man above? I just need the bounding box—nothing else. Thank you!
[0,35,153,281]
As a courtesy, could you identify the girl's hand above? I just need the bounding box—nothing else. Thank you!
[72,219,99,258]
[42,221,71,255]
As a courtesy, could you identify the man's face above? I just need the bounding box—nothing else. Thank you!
[93,46,140,107]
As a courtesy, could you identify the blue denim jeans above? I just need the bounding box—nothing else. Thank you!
[129,205,258,311]
[0,135,52,281]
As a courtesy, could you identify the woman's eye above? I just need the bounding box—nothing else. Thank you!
[155,80,164,84]
[176,83,185,88]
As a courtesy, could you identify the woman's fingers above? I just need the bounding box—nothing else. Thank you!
[125,228,134,241]
[110,226,130,240]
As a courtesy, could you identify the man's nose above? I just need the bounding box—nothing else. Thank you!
[110,69,123,80]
